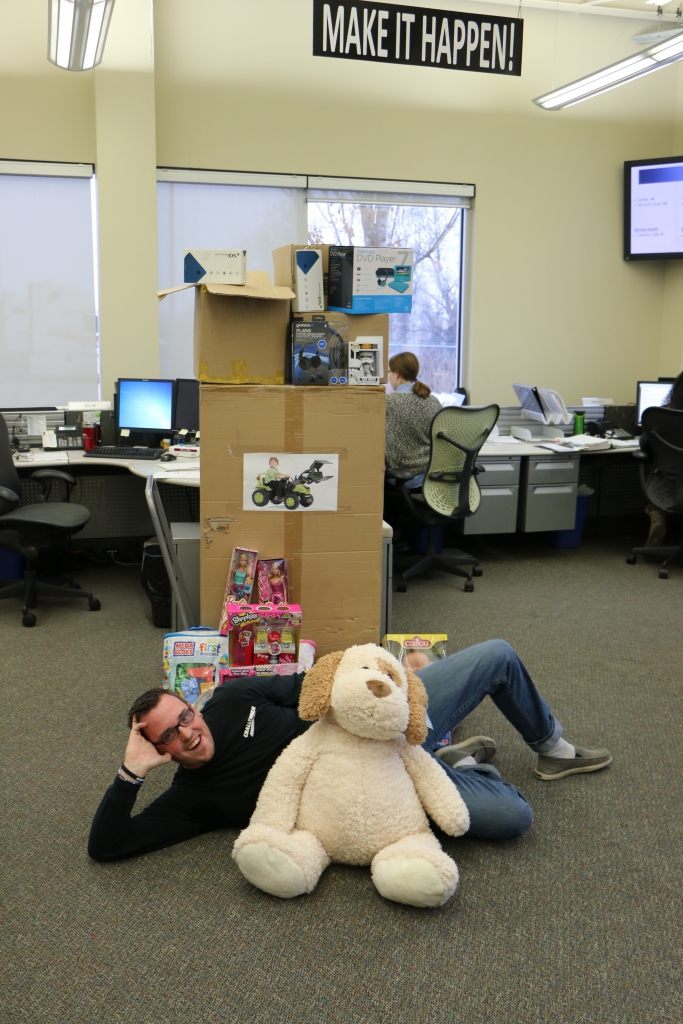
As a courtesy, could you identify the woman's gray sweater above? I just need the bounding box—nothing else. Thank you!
[385,392,442,474]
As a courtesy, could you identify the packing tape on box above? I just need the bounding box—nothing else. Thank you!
[197,362,285,385]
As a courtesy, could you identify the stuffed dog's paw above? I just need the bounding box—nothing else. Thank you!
[233,823,330,898]
[235,842,308,898]
[371,834,459,908]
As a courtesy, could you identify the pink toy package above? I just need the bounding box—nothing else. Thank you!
[218,546,259,632]
[220,602,302,678]
[256,558,289,605]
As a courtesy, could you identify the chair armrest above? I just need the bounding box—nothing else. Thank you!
[385,468,418,482]
[0,485,20,506]
[632,450,650,462]
[31,469,76,485]
[30,469,76,502]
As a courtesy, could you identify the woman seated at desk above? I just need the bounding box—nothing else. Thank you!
[385,351,441,490]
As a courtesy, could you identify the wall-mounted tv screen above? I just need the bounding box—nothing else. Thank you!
[625,156,683,260]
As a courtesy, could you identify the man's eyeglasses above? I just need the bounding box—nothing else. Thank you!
[155,706,195,747]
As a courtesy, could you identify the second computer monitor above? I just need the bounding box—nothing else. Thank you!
[636,380,672,425]
[117,379,175,431]
[174,378,200,432]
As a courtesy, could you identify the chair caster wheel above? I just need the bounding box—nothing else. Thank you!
[88,598,101,611]
[397,583,407,593]
[472,566,483,577]
[464,581,474,592]
[659,569,668,579]
[625,555,637,565]
[22,613,37,627]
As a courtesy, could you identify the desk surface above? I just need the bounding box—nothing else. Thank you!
[13,450,200,487]
[480,440,638,458]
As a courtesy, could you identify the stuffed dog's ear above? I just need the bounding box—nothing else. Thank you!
[298,651,344,721]
[404,666,429,746]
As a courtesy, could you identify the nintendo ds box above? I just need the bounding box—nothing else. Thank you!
[328,246,414,314]
[184,249,247,285]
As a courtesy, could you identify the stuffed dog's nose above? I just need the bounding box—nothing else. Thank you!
[366,678,391,698]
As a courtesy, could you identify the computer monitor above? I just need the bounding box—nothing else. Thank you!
[174,378,200,432]
[117,379,175,431]
[636,380,672,425]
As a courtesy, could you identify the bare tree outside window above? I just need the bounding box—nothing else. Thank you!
[308,201,463,394]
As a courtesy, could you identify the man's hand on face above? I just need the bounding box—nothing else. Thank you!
[123,716,172,779]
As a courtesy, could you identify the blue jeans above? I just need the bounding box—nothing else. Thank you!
[416,640,563,841]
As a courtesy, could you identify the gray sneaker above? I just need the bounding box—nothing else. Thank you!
[535,744,612,780]
[436,735,497,767]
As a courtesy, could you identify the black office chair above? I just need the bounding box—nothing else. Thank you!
[0,415,100,626]
[626,406,683,578]
[387,404,499,592]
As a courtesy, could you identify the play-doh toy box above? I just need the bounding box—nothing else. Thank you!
[163,628,229,704]
[220,602,302,678]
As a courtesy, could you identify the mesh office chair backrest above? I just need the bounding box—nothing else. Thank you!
[423,404,499,519]
[640,406,683,514]
[0,414,21,516]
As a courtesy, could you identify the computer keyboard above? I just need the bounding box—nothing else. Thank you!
[83,446,166,460]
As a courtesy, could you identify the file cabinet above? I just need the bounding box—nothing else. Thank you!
[518,454,579,532]
[462,456,521,535]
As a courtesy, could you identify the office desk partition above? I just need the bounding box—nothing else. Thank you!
[13,452,199,539]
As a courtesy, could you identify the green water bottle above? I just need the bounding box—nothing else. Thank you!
[573,411,585,436]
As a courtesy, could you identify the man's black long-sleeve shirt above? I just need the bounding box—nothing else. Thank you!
[88,674,309,861]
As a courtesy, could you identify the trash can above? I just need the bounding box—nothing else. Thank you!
[0,548,22,579]
[551,486,594,549]
[141,539,172,627]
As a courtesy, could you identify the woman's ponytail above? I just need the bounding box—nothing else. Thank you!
[388,351,431,399]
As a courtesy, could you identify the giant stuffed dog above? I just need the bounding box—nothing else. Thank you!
[232,644,470,908]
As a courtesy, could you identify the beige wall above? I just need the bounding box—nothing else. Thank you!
[0,0,681,405]
[153,0,678,406]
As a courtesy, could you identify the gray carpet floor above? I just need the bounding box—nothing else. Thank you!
[1,536,681,1023]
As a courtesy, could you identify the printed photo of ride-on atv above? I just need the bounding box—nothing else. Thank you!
[252,456,334,510]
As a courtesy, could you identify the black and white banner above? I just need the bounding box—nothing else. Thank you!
[313,1,523,77]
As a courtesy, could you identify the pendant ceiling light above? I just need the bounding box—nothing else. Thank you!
[533,29,683,110]
[48,0,116,72]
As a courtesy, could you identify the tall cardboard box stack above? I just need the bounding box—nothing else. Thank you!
[165,252,387,658]
[201,385,385,655]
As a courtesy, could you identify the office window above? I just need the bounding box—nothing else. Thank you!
[157,173,306,379]
[0,167,98,407]
[308,187,468,396]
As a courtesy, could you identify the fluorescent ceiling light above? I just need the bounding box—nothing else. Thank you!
[47,0,116,72]
[533,29,683,110]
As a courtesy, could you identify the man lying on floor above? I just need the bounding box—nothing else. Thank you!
[88,640,612,861]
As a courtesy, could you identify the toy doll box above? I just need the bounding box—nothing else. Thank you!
[382,634,448,669]
[221,602,302,678]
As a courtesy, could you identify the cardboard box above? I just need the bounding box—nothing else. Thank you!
[274,244,330,305]
[158,272,294,384]
[273,244,324,312]
[292,309,389,384]
[200,384,386,657]
[184,249,247,285]
[328,246,414,314]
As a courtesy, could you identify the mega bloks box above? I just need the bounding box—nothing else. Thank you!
[163,629,229,703]
[328,246,414,314]
[220,602,302,677]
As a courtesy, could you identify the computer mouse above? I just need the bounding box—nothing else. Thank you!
[160,452,177,462]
